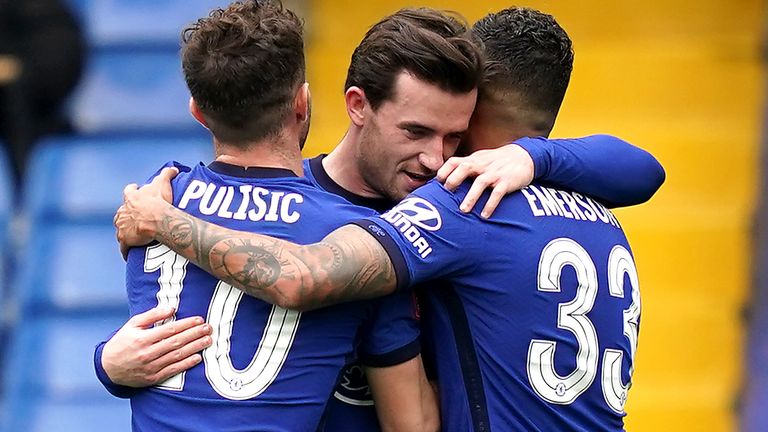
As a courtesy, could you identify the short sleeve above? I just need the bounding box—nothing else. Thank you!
[352,180,480,288]
[357,291,420,367]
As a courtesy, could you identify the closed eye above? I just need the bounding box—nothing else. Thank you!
[400,123,433,140]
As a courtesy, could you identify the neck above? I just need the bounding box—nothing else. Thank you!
[322,126,383,198]
[213,132,303,176]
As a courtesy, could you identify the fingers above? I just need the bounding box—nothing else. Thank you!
[159,166,180,182]
[151,167,179,188]
[123,183,138,202]
[145,325,212,370]
[148,353,203,385]
[480,183,508,219]
[459,175,493,213]
[443,163,476,191]
[128,306,176,329]
[144,316,208,342]
[436,157,462,183]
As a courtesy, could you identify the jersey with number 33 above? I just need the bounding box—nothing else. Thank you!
[357,179,640,431]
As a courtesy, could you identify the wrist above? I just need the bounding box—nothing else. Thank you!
[100,339,122,384]
[513,137,549,180]
[139,198,172,240]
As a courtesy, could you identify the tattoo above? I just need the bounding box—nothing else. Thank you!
[216,239,281,288]
[153,205,397,310]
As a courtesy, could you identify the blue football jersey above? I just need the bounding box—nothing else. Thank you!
[356,179,640,431]
[303,155,420,432]
[126,161,416,432]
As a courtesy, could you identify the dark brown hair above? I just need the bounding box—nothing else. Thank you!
[181,0,305,144]
[344,8,483,110]
[472,7,573,116]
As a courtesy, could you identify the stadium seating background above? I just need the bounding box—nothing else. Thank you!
[0,0,763,431]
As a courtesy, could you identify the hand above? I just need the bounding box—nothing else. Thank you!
[115,167,179,259]
[101,306,213,388]
[436,144,534,218]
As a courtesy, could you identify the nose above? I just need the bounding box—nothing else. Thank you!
[418,137,444,173]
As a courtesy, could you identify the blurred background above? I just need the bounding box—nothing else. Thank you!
[0,0,764,431]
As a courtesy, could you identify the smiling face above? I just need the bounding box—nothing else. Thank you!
[356,72,477,201]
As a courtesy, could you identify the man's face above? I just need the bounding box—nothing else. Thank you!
[357,72,477,201]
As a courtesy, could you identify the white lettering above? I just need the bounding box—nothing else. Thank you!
[233,185,253,220]
[558,191,584,221]
[549,188,574,219]
[382,210,435,260]
[404,226,420,242]
[178,180,207,209]
[586,197,610,223]
[531,186,562,216]
[280,194,303,224]
[265,192,285,222]
[525,187,620,229]
[200,184,226,216]
[249,188,269,221]
[216,186,235,218]
[573,193,598,221]
[414,238,431,257]
[177,182,304,223]
[522,187,546,217]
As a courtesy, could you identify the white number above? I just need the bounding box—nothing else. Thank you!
[602,245,640,413]
[144,244,189,391]
[204,281,300,400]
[144,245,301,399]
[527,238,640,410]
[528,238,599,404]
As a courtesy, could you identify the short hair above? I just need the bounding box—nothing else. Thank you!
[344,8,483,110]
[472,7,573,116]
[181,0,305,144]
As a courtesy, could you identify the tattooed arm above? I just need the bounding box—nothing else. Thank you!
[116,168,398,311]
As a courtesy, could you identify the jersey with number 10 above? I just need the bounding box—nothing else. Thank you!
[357,180,641,431]
[126,161,414,432]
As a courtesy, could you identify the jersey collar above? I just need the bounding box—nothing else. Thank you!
[307,154,394,213]
[208,161,299,178]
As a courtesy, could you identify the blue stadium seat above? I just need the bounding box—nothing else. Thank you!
[3,399,131,432]
[24,134,211,223]
[67,0,229,48]
[1,315,130,432]
[15,223,128,315]
[71,51,205,133]
[3,315,127,398]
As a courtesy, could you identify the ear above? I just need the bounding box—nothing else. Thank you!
[293,82,310,122]
[344,86,367,127]
[189,97,210,129]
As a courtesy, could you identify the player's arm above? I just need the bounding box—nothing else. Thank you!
[438,134,665,216]
[95,307,212,393]
[117,168,398,311]
[367,355,440,432]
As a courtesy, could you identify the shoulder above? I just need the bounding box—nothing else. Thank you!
[297,184,378,220]
[406,180,462,212]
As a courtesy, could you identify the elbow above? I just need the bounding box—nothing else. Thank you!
[271,285,327,312]
[635,156,666,205]
[652,159,667,191]
[272,292,312,312]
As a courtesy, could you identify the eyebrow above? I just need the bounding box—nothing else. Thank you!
[398,122,435,134]
[398,122,468,137]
